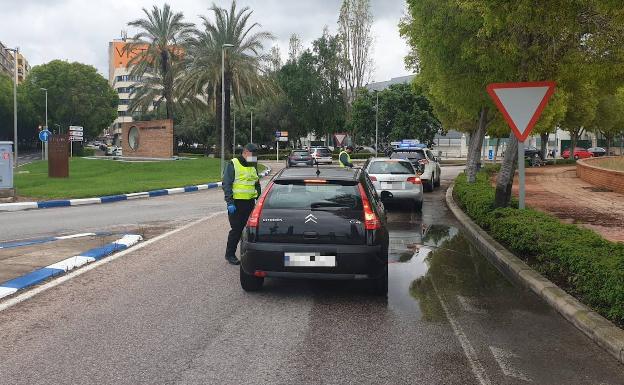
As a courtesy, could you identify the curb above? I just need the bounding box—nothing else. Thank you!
[445,183,624,365]
[0,232,113,249]
[0,234,143,300]
[0,167,272,213]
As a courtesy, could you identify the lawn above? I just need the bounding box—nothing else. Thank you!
[15,157,266,200]
[595,156,624,172]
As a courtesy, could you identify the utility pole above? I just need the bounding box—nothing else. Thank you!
[221,43,234,175]
[375,91,379,157]
[8,47,18,167]
[250,110,253,143]
[233,112,236,154]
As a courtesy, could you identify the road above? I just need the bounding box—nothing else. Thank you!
[1,165,623,384]
[16,150,42,166]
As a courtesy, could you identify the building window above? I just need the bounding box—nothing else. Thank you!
[119,99,130,105]
[116,75,142,82]
[118,111,127,117]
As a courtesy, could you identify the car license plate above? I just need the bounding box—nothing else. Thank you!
[284,252,336,267]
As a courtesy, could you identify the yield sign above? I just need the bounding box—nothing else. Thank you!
[486,81,556,142]
[334,133,347,147]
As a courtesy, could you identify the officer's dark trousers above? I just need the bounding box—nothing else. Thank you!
[225,199,256,259]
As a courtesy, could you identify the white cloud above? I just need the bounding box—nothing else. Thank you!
[0,0,412,82]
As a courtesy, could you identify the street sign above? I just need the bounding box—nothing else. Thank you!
[278,137,288,142]
[39,129,51,142]
[70,131,83,137]
[334,133,347,147]
[275,131,281,137]
[69,126,83,132]
[70,136,83,142]
[486,81,556,142]
[487,81,556,210]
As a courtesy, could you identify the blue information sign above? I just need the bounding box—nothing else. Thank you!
[39,129,51,142]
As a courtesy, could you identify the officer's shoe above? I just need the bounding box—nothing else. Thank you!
[225,255,240,265]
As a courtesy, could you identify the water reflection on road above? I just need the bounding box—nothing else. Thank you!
[385,206,509,321]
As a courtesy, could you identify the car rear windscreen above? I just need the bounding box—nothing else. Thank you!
[390,151,425,161]
[265,181,362,210]
[368,160,414,175]
[293,151,309,156]
[315,149,332,156]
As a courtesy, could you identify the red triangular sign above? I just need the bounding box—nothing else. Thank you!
[486,81,556,142]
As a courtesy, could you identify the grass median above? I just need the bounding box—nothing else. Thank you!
[453,166,624,327]
[15,157,266,200]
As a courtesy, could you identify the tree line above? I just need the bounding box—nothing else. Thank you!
[400,0,624,207]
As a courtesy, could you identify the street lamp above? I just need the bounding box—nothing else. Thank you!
[7,47,18,167]
[250,109,253,143]
[375,90,379,157]
[221,43,234,175]
[40,88,48,160]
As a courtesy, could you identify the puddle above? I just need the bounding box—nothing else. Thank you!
[386,216,511,321]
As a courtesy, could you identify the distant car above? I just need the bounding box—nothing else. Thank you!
[240,167,388,295]
[113,147,123,156]
[310,147,333,164]
[524,146,542,159]
[562,147,593,160]
[587,147,607,157]
[105,146,122,156]
[364,158,423,211]
[287,149,314,167]
[389,146,441,192]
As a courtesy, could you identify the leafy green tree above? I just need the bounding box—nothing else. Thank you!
[184,0,274,155]
[21,60,118,140]
[125,3,195,154]
[589,89,624,155]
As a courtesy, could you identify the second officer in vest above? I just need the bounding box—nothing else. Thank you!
[222,143,261,265]
[339,145,354,168]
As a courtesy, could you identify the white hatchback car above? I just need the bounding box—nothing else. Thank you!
[390,146,441,192]
[310,147,333,164]
[364,158,423,211]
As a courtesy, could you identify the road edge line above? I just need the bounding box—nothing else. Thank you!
[445,183,624,366]
[0,211,224,313]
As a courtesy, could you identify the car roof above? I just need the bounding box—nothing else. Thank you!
[392,147,426,152]
[276,167,361,181]
[367,157,412,162]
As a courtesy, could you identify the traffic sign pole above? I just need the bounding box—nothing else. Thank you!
[517,140,525,209]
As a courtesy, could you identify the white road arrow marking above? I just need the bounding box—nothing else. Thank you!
[489,346,533,382]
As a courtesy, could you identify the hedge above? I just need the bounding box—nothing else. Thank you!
[453,170,624,326]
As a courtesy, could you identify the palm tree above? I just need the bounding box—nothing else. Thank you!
[125,4,195,154]
[184,1,275,155]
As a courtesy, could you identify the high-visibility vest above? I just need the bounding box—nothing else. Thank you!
[232,158,259,200]
[339,151,351,167]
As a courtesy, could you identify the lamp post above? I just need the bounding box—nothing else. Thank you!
[250,109,253,143]
[375,90,379,157]
[233,111,236,154]
[7,47,18,167]
[40,87,48,160]
[221,43,234,176]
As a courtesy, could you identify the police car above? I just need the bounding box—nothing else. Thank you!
[389,141,441,192]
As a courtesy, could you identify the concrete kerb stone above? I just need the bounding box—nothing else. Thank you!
[445,183,624,366]
[0,166,271,213]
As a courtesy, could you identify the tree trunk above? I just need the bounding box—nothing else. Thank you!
[494,133,519,208]
[570,129,578,161]
[494,138,500,162]
[540,132,548,160]
[606,135,612,156]
[465,107,489,183]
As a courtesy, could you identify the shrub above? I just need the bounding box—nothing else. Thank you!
[454,170,624,326]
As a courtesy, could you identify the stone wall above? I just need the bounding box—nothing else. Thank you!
[121,119,173,158]
[576,157,624,194]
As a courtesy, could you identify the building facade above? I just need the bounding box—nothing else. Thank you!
[16,52,30,84]
[0,41,15,79]
[106,39,149,140]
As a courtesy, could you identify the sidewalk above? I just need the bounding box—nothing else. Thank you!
[513,165,624,243]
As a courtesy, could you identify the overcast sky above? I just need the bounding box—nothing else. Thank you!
[1,0,413,83]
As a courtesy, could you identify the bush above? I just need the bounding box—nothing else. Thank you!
[75,147,95,157]
[454,170,624,326]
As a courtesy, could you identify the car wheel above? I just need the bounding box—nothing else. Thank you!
[424,176,434,192]
[240,266,264,291]
[372,268,388,297]
[434,173,441,187]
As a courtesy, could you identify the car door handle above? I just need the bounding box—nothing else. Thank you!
[303,231,319,239]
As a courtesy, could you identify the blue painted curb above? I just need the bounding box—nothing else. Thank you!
[0,167,271,213]
[0,234,142,300]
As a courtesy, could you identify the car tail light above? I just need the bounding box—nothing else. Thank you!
[407,176,421,184]
[254,270,267,277]
[358,184,381,230]
[247,182,274,228]
[369,176,377,181]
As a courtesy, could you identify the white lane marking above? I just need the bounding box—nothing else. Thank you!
[457,295,487,315]
[489,346,533,382]
[55,233,97,240]
[0,212,224,313]
[431,277,492,385]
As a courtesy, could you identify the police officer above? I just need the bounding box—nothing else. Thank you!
[339,145,354,168]
[222,143,261,265]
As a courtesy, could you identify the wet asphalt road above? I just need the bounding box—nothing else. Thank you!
[0,167,623,384]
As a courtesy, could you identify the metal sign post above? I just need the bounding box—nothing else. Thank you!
[486,81,556,209]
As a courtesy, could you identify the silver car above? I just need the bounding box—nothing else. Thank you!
[364,158,424,211]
